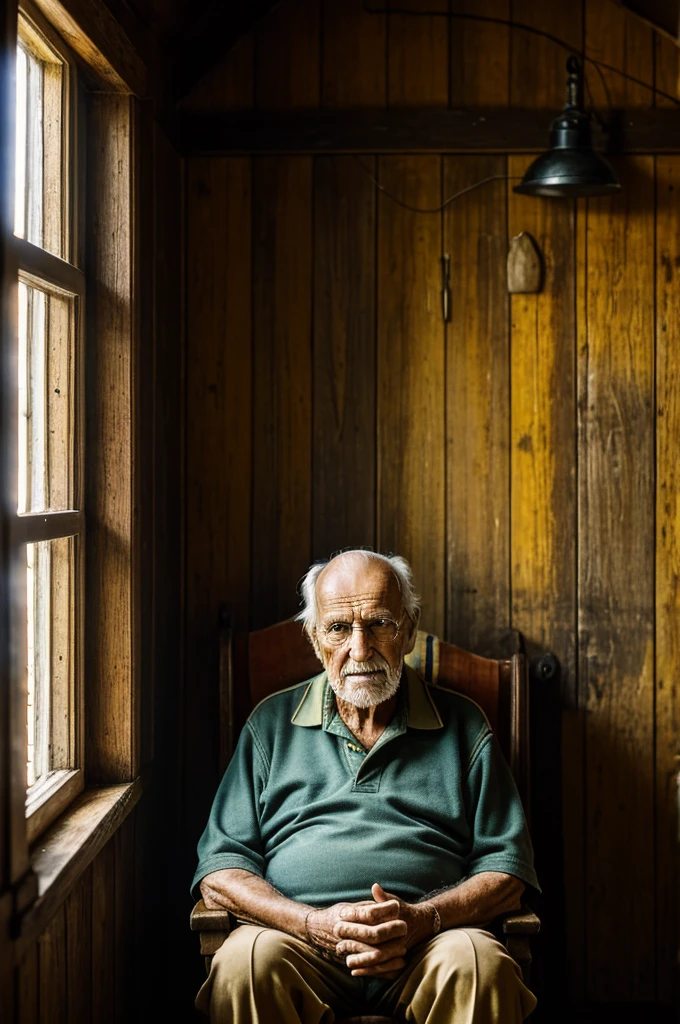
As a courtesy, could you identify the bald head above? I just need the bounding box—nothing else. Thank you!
[297,549,421,643]
[315,552,403,618]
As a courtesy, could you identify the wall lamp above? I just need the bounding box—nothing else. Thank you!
[514,57,621,198]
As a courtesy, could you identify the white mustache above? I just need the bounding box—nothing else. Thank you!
[340,658,387,677]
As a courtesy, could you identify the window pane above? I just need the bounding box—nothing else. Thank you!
[18,279,75,513]
[14,42,43,247]
[26,536,75,790]
[14,22,66,258]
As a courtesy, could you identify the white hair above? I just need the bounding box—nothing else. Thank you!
[296,549,421,638]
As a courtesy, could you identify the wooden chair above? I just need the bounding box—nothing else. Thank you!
[190,610,540,1023]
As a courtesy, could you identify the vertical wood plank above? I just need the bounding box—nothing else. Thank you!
[185,157,252,839]
[321,0,387,108]
[509,154,577,1002]
[510,0,582,109]
[444,155,509,656]
[450,0,510,107]
[655,32,680,106]
[38,904,66,1024]
[580,156,655,1001]
[585,0,654,108]
[255,0,320,109]
[150,126,185,1022]
[387,0,449,107]
[65,866,92,1024]
[655,154,680,1008]
[85,95,135,782]
[377,156,445,635]
[114,814,135,1024]
[251,156,313,627]
[16,940,38,1024]
[91,841,115,1024]
[313,156,376,560]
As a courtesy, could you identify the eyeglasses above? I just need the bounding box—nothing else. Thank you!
[320,618,401,648]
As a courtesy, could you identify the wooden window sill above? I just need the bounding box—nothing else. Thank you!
[16,777,142,947]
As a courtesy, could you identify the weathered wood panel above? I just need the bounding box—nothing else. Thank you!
[580,156,655,1001]
[321,0,386,108]
[16,940,38,1024]
[65,867,92,1024]
[91,841,116,1023]
[655,153,680,1007]
[38,903,66,1024]
[443,154,509,655]
[313,156,376,559]
[114,815,135,1023]
[450,0,509,107]
[85,95,136,783]
[508,153,578,1003]
[388,0,449,107]
[185,156,252,840]
[376,155,445,636]
[510,0,582,109]
[586,0,654,107]
[251,157,313,627]
[255,0,320,109]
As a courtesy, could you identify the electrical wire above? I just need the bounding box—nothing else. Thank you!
[352,157,521,213]
[361,2,679,108]
[349,3,671,212]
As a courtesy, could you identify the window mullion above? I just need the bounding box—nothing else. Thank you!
[11,508,84,545]
[15,234,84,295]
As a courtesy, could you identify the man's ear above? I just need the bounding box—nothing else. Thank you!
[402,612,420,656]
[306,626,323,663]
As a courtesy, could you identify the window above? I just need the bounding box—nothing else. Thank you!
[13,5,85,841]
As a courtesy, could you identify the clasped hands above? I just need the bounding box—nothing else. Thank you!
[305,882,435,978]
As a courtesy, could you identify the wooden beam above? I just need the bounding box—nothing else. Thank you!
[621,0,680,42]
[176,106,680,155]
[30,0,146,95]
[170,0,281,104]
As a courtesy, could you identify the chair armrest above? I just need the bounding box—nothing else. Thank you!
[190,898,235,932]
[190,899,235,959]
[501,904,540,935]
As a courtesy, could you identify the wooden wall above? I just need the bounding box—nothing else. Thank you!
[181,0,680,1018]
[6,113,183,1024]
[11,815,136,1024]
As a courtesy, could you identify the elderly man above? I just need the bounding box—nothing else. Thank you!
[192,550,539,1023]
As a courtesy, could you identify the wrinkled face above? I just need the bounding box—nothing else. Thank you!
[313,555,416,709]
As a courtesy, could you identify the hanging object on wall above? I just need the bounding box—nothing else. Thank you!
[514,56,621,198]
[507,233,543,294]
[440,253,451,322]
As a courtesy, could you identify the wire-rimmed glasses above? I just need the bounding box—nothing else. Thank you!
[320,618,401,648]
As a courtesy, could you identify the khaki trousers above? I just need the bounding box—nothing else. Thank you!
[195,924,537,1023]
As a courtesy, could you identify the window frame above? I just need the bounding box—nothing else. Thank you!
[11,1,86,844]
[0,0,144,928]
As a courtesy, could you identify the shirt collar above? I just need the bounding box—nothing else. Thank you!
[290,664,443,730]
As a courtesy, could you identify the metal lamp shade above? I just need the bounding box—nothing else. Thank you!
[514,145,621,198]
[514,56,621,199]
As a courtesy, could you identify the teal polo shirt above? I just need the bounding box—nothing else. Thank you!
[192,666,539,905]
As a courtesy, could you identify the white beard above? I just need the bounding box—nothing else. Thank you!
[326,656,403,709]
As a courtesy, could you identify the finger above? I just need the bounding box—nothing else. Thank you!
[350,958,406,977]
[339,900,400,924]
[372,883,398,904]
[343,939,407,965]
[334,919,408,943]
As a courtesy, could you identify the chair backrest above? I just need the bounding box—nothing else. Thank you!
[218,609,530,816]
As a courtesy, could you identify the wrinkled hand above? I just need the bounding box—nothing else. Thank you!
[308,883,434,978]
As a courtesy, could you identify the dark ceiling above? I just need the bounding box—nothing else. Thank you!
[107,0,679,106]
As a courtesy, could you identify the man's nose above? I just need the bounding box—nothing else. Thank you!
[348,624,372,660]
